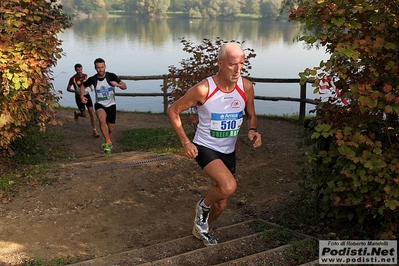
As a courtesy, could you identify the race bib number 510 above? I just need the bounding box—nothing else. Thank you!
[210,112,243,138]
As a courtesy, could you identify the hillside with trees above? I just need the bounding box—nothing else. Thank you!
[61,0,288,20]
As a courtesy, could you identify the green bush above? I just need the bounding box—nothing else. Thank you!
[0,0,71,150]
[287,0,399,238]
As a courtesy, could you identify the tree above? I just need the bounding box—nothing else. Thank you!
[107,0,124,10]
[205,0,221,18]
[219,0,240,18]
[0,0,71,150]
[61,0,75,13]
[134,0,171,17]
[286,0,399,238]
[169,0,190,12]
[186,0,240,18]
[74,0,94,14]
[244,0,260,15]
[260,0,285,20]
[94,0,106,10]
[188,7,202,18]
[61,0,107,14]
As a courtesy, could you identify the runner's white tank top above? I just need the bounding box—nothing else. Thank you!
[95,78,116,107]
[193,76,247,154]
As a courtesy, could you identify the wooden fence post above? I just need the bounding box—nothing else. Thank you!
[299,82,307,122]
[162,75,168,114]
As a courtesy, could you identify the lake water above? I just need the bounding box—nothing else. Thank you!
[53,16,329,115]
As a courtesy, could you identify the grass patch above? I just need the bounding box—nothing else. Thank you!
[10,125,68,165]
[260,227,298,245]
[0,164,54,196]
[0,173,18,193]
[249,219,271,232]
[119,127,194,153]
[283,238,318,264]
[1,123,68,195]
[24,256,77,266]
[251,220,318,264]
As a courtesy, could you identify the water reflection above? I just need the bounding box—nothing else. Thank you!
[55,17,328,115]
[70,17,302,47]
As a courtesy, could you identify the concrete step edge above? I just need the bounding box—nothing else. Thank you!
[138,232,266,266]
[70,219,263,266]
[299,259,319,266]
[214,243,292,266]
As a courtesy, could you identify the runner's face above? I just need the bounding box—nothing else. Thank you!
[219,52,244,83]
[75,67,83,76]
[95,62,106,78]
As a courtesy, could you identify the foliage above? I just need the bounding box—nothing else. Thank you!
[287,0,399,238]
[260,0,285,20]
[61,0,284,19]
[24,256,76,266]
[174,0,242,18]
[0,123,68,196]
[168,0,190,12]
[62,0,107,14]
[134,0,171,18]
[165,37,256,128]
[0,162,56,198]
[219,0,241,18]
[243,0,260,16]
[10,121,68,165]
[283,238,318,265]
[248,219,270,232]
[0,0,71,151]
[107,0,172,17]
[260,227,298,247]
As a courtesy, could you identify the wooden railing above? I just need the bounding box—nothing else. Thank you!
[117,75,317,121]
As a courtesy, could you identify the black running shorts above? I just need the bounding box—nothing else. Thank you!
[194,144,236,176]
[75,93,93,111]
[95,103,117,124]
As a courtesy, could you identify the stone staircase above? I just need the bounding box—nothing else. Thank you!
[70,220,319,266]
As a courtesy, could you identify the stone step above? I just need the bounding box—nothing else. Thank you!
[214,244,292,266]
[299,259,319,266]
[214,237,318,266]
[71,220,269,265]
[71,219,316,266]
[146,234,317,266]
[140,232,276,266]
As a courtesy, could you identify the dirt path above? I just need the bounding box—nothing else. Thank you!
[0,109,305,265]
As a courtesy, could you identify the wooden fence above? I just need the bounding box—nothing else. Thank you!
[117,75,317,121]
